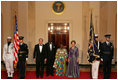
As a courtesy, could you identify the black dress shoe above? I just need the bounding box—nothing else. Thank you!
[51,74,54,76]
[7,77,10,79]
[40,76,43,78]
[20,77,25,79]
[20,77,23,79]
[36,76,39,78]
[10,77,13,79]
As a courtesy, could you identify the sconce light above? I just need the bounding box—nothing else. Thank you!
[64,26,67,30]
[64,30,67,32]
[64,23,67,26]
[48,27,50,31]
[51,26,53,30]
[57,26,61,30]
[51,23,53,26]
[50,30,53,33]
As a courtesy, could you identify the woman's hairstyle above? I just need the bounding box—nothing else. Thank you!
[60,43,63,47]
[71,40,76,44]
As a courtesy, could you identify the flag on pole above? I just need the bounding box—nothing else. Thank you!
[88,12,96,63]
[13,15,19,68]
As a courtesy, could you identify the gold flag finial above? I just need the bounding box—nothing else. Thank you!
[14,9,16,15]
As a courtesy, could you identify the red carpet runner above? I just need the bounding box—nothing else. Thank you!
[1,71,117,79]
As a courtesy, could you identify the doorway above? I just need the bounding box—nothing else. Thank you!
[48,23,69,51]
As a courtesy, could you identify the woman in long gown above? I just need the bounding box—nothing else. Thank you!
[53,44,68,76]
[66,40,80,78]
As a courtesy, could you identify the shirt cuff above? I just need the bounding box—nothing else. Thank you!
[26,58,28,61]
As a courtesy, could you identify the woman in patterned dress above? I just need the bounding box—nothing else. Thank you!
[66,40,80,78]
[53,44,68,76]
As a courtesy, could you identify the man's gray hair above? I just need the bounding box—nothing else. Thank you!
[39,38,43,41]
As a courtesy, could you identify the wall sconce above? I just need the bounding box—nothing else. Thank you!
[50,30,53,33]
[51,23,53,26]
[51,26,53,30]
[64,26,67,30]
[64,23,67,26]
[64,30,67,32]
[57,26,61,30]
[48,27,50,31]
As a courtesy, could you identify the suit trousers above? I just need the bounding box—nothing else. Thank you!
[46,59,54,75]
[103,59,112,79]
[19,60,26,77]
[36,60,44,77]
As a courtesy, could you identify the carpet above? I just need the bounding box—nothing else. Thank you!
[1,71,117,79]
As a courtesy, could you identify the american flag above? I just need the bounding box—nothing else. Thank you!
[13,15,19,68]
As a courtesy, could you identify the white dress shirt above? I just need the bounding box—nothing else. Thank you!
[98,41,99,49]
[19,42,23,45]
[106,41,109,45]
[39,44,43,53]
[50,43,52,51]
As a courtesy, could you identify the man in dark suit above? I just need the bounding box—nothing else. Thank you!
[45,39,57,76]
[18,36,29,79]
[101,34,114,79]
[33,38,47,78]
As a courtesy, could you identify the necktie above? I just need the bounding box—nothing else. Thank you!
[39,44,42,46]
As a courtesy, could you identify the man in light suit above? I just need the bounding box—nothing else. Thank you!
[33,38,47,78]
[3,37,14,79]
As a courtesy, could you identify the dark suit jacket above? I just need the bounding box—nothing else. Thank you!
[94,40,102,59]
[18,43,29,61]
[33,44,46,61]
[101,42,114,60]
[45,42,57,60]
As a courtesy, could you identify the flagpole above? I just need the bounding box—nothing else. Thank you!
[90,9,92,79]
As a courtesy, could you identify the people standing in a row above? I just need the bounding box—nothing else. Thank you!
[2,34,114,79]
[88,34,114,79]
[3,37,14,79]
[101,34,114,79]
[33,38,57,78]
[32,35,114,79]
[18,36,29,79]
